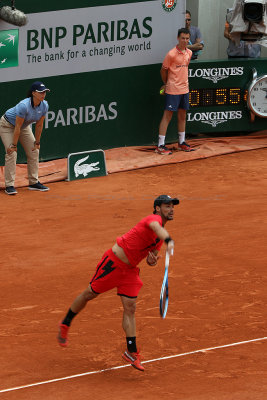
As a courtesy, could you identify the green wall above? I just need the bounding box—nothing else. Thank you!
[0,1,266,165]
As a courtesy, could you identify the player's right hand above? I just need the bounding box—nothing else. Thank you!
[167,240,174,256]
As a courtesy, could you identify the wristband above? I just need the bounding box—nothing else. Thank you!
[34,141,40,145]
[10,144,17,148]
[164,237,172,244]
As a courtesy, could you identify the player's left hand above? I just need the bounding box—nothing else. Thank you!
[146,251,160,266]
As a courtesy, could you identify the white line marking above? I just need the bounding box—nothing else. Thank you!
[0,336,266,394]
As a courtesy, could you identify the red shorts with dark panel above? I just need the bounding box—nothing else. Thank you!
[90,249,143,298]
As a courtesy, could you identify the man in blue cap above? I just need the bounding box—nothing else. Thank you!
[0,81,50,195]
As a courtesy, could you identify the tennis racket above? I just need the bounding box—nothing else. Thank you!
[159,250,170,318]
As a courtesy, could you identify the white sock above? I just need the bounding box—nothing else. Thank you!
[158,135,165,147]
[178,132,185,144]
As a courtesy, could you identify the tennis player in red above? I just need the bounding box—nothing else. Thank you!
[58,195,178,371]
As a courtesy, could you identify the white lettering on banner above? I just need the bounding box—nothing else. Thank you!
[0,1,186,82]
[27,18,153,50]
[188,67,244,83]
[45,102,118,129]
[187,111,243,127]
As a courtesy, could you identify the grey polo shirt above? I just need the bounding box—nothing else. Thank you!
[189,25,203,59]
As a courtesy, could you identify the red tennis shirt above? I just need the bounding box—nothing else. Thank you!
[116,214,164,267]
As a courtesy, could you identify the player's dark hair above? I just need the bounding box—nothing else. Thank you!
[186,10,191,16]
[178,27,190,37]
[27,90,35,108]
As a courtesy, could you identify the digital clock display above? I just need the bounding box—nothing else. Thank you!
[189,88,247,108]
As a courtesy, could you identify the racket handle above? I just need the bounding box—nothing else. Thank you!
[167,248,174,256]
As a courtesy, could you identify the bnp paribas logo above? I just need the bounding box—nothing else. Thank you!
[162,0,177,12]
[0,29,19,68]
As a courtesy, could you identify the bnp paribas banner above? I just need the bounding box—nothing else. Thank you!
[0,0,186,165]
[0,1,185,81]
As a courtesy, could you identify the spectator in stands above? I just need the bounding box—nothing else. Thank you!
[0,81,50,195]
[224,14,261,58]
[185,10,204,60]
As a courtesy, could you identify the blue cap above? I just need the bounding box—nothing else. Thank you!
[30,81,50,92]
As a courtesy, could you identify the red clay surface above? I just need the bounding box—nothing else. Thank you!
[1,131,267,188]
[1,148,267,400]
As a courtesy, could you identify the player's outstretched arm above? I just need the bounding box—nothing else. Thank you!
[149,221,174,254]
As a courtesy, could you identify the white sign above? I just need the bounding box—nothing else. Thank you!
[0,0,185,82]
[188,66,244,83]
[187,110,243,126]
[74,155,100,177]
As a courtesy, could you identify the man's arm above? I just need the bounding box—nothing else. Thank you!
[149,220,174,254]
[160,67,168,85]
[33,115,45,150]
[7,116,24,154]
[12,116,24,145]
[224,22,232,41]
[34,115,45,143]
[187,38,204,52]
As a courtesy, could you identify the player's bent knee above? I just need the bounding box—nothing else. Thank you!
[83,286,98,301]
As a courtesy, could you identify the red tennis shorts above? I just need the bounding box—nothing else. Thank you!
[90,249,143,298]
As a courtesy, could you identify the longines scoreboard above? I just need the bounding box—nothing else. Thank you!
[187,58,267,134]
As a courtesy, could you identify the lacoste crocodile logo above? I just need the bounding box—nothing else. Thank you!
[74,155,100,177]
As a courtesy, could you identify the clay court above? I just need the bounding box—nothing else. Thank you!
[1,142,267,399]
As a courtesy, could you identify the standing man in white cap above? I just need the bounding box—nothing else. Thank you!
[0,81,50,195]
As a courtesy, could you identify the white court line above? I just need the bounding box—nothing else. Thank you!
[0,336,266,394]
